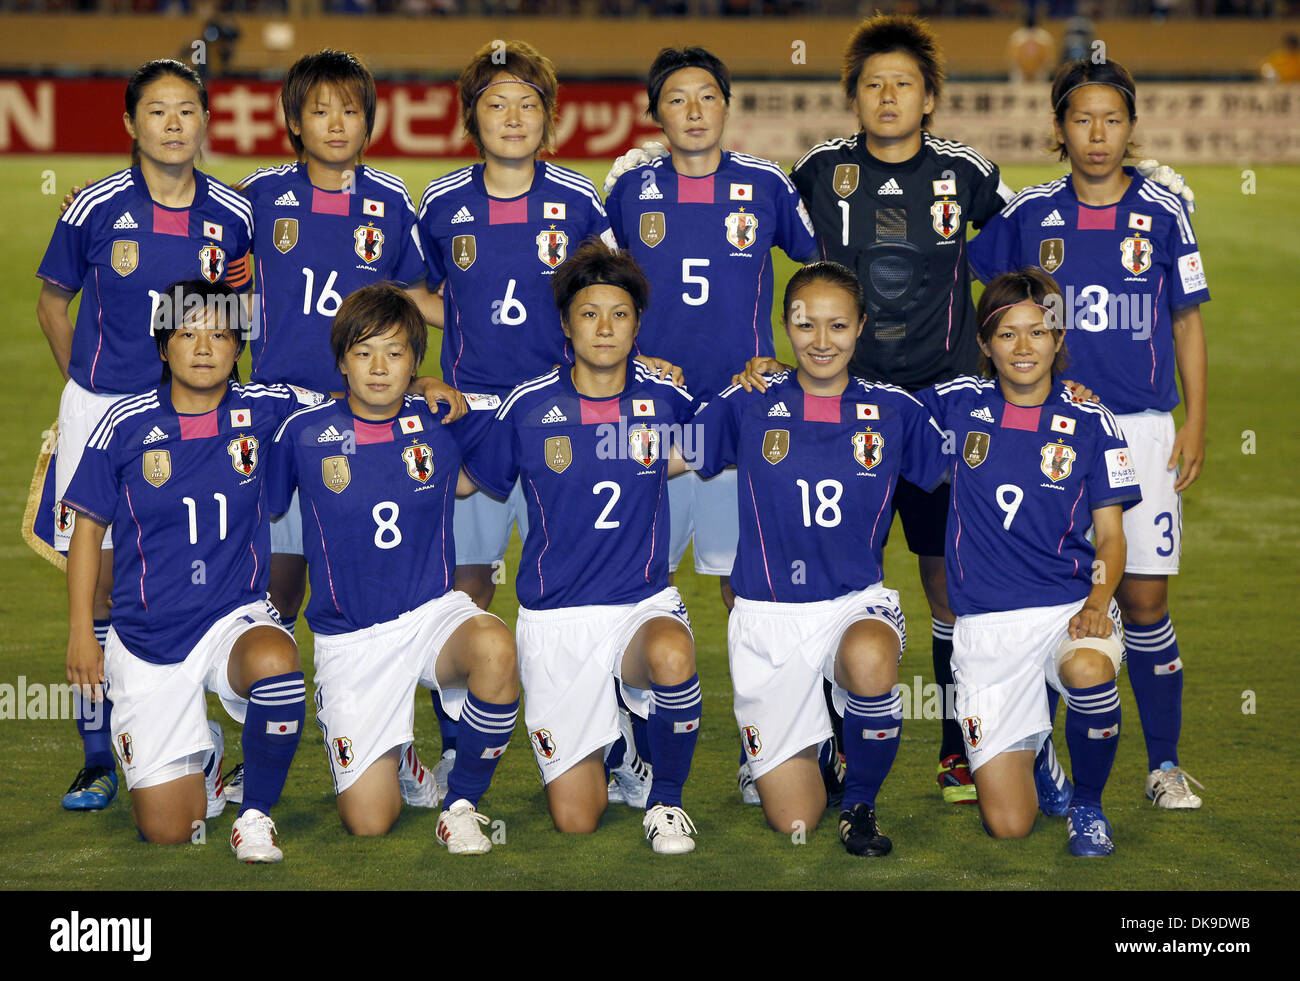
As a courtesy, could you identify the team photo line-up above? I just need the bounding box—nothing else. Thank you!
[35,12,1208,863]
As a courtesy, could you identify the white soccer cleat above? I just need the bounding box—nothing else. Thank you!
[222,762,244,806]
[1146,764,1204,809]
[432,749,456,797]
[204,719,227,820]
[398,743,439,809]
[737,762,761,806]
[601,140,669,194]
[607,712,653,808]
[643,804,697,855]
[436,798,492,854]
[230,808,283,864]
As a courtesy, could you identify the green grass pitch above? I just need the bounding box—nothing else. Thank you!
[0,156,1295,891]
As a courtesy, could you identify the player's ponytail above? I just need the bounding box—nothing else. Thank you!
[974,268,1069,378]
[124,59,209,167]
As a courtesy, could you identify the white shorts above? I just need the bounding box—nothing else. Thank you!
[952,599,1124,772]
[55,378,120,551]
[516,586,691,784]
[455,480,528,567]
[1114,410,1181,575]
[668,467,739,576]
[312,590,490,795]
[104,599,289,790]
[270,490,303,556]
[729,584,906,780]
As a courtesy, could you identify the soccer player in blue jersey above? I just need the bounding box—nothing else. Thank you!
[268,285,518,851]
[36,59,254,813]
[920,269,1142,855]
[968,60,1209,811]
[63,280,316,861]
[463,242,702,854]
[694,263,948,856]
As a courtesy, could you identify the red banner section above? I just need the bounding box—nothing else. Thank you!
[0,77,664,158]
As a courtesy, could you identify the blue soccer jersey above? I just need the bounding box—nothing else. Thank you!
[63,382,321,664]
[968,169,1210,414]
[919,376,1143,616]
[605,151,818,400]
[463,360,695,609]
[241,163,428,393]
[694,371,947,602]
[267,394,494,636]
[416,161,613,394]
[37,167,254,395]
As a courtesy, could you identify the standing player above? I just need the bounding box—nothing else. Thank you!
[463,242,703,854]
[36,59,253,812]
[968,60,1209,810]
[919,269,1142,855]
[694,263,948,856]
[63,280,316,860]
[268,286,518,849]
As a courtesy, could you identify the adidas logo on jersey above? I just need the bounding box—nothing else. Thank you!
[450,206,474,224]
[767,401,791,417]
[970,406,995,424]
[1041,209,1065,227]
[141,425,167,445]
[317,425,346,443]
[113,211,138,229]
[540,405,568,424]
[639,182,663,200]
[877,178,903,196]
[274,190,300,207]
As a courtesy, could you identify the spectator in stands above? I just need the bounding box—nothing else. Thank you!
[1008,4,1054,82]
[1261,33,1300,82]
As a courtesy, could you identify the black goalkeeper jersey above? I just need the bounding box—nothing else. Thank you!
[791,131,1012,391]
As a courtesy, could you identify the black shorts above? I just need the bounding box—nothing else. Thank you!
[885,478,949,558]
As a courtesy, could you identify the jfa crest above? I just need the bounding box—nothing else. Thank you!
[54,500,75,534]
[742,725,762,757]
[333,736,354,768]
[762,429,789,465]
[1121,235,1153,275]
[931,199,962,239]
[725,210,758,250]
[537,229,568,268]
[639,212,666,248]
[354,224,384,263]
[228,436,259,477]
[531,729,556,759]
[1040,442,1076,482]
[402,443,433,483]
[111,240,138,277]
[142,449,172,487]
[833,164,859,198]
[198,245,225,283]
[627,426,660,468]
[962,716,982,747]
[1040,238,1065,274]
[852,430,884,469]
[118,733,133,764]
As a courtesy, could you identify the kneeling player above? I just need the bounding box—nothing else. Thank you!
[63,281,318,861]
[463,242,702,854]
[919,270,1141,855]
[268,285,519,851]
[697,263,947,856]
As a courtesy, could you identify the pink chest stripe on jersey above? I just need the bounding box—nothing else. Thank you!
[153,206,189,237]
[179,411,218,439]
[803,393,841,423]
[579,399,619,425]
[1000,403,1041,431]
[489,198,528,224]
[677,174,714,204]
[1076,206,1116,231]
[354,418,395,444]
[311,189,349,216]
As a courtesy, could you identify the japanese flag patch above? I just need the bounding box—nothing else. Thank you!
[543,202,566,220]
[363,199,385,218]
[230,408,251,427]
[1050,414,1076,435]
[1105,447,1139,489]
[856,403,879,420]
[730,183,752,200]
[633,398,655,417]
[203,221,223,241]
[399,415,423,434]
[1128,213,1152,232]
[1178,252,1207,294]
[932,178,957,196]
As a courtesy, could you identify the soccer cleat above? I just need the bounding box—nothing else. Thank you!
[432,749,456,797]
[1067,804,1114,856]
[643,803,697,854]
[398,743,439,809]
[436,798,492,854]
[838,803,893,857]
[936,754,979,804]
[61,765,118,811]
[222,762,244,806]
[737,762,761,806]
[1034,744,1073,817]
[204,720,227,819]
[1146,763,1204,809]
[230,808,283,863]
[607,712,653,808]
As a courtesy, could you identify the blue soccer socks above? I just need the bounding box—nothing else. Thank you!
[646,675,701,809]
[842,690,903,811]
[240,672,306,817]
[431,688,459,754]
[1124,616,1183,770]
[1064,681,1122,809]
[446,692,517,808]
